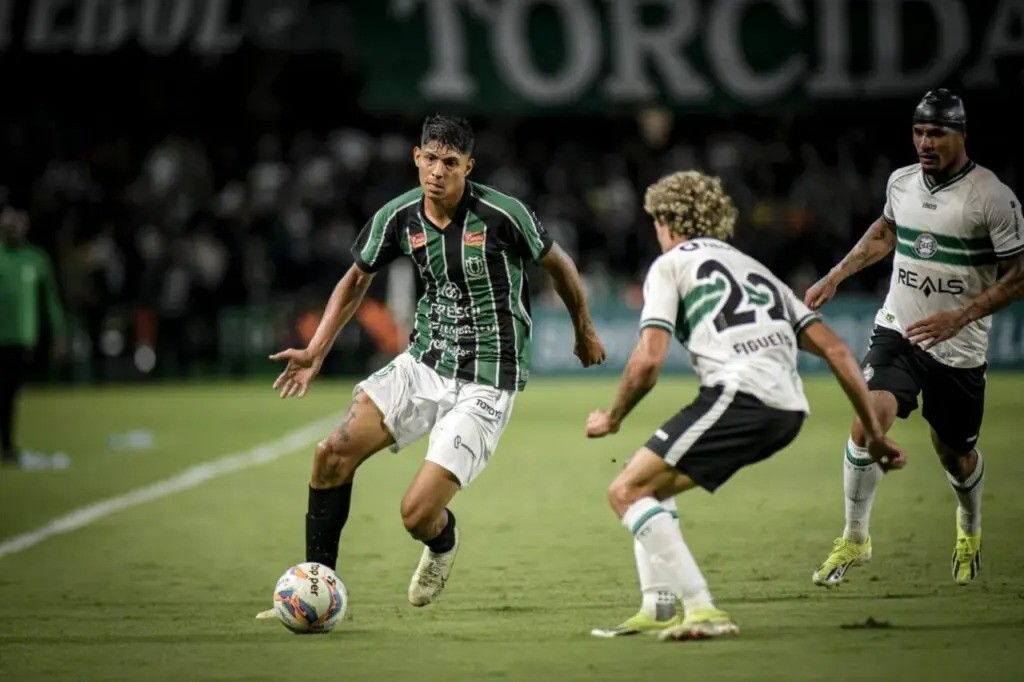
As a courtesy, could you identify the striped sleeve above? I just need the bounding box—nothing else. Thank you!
[983,181,1024,260]
[639,255,679,334]
[352,205,402,272]
[507,199,553,263]
[474,184,552,262]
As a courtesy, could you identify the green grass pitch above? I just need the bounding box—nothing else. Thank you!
[2,374,1023,681]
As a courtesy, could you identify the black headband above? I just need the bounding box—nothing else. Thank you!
[912,88,966,133]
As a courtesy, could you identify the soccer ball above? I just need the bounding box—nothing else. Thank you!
[272,562,348,634]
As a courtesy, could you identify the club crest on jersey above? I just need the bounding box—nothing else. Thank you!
[463,231,485,247]
[465,256,485,278]
[441,282,462,300]
[410,232,427,250]
[913,232,938,259]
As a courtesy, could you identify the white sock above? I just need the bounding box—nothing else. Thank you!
[635,497,678,620]
[843,437,883,544]
[623,497,715,613]
[947,451,984,534]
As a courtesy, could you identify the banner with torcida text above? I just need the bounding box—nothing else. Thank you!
[353,0,1022,113]
[2,0,1019,114]
[529,298,1024,375]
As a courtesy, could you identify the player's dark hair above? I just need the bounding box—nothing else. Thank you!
[420,115,475,156]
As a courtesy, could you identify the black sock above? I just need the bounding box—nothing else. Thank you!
[425,508,456,554]
[305,483,353,569]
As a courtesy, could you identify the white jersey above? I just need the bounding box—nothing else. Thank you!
[880,161,1024,368]
[640,238,818,413]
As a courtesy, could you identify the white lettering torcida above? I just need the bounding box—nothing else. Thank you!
[394,0,1021,105]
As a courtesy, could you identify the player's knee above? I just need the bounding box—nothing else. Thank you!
[400,497,438,540]
[606,478,638,518]
[311,433,359,487]
[932,437,975,479]
[851,393,897,448]
[938,451,967,476]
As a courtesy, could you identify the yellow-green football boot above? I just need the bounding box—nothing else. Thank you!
[952,514,981,585]
[812,536,872,587]
[590,610,682,638]
[657,607,739,642]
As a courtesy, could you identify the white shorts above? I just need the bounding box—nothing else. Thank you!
[355,352,516,487]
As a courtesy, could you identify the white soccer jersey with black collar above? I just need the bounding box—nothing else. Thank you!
[879,162,1024,368]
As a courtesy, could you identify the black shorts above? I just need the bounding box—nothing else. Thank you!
[861,327,986,452]
[644,384,805,492]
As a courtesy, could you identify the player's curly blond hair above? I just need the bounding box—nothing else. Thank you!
[643,171,737,241]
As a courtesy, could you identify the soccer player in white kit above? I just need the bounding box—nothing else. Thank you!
[805,89,1024,587]
[586,171,905,641]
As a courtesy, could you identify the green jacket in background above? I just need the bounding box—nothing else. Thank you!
[0,243,66,348]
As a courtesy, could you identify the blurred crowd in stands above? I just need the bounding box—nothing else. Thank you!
[3,101,1019,379]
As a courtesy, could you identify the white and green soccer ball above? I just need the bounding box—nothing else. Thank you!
[272,562,348,634]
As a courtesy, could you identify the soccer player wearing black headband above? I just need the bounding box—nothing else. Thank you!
[805,89,1024,588]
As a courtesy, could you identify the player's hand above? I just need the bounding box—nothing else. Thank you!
[804,273,839,310]
[586,410,620,438]
[269,348,324,399]
[574,328,607,367]
[904,309,964,350]
[865,435,907,472]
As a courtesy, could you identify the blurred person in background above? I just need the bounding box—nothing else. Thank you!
[0,193,66,468]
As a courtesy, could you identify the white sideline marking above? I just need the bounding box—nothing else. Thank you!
[0,415,338,559]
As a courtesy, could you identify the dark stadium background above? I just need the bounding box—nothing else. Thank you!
[2,0,1022,380]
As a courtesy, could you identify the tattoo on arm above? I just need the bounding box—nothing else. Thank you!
[835,218,896,278]
[956,256,1024,325]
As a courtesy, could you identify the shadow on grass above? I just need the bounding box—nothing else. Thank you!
[836,620,1024,632]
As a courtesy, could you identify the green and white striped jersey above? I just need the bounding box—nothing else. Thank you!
[880,161,1024,368]
[352,181,552,391]
[639,238,818,413]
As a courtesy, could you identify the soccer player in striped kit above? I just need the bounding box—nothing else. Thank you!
[258,116,605,618]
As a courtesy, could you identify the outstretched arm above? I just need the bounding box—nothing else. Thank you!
[805,216,897,309]
[270,264,375,398]
[307,264,376,356]
[587,327,670,437]
[540,244,606,367]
